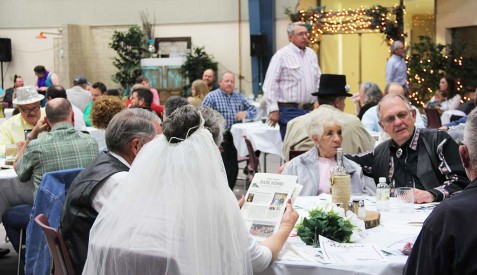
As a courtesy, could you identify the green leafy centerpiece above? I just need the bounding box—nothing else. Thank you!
[296,203,364,247]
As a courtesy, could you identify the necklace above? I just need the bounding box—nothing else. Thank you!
[396,148,403,158]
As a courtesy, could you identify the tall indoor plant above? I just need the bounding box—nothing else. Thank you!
[110,25,144,96]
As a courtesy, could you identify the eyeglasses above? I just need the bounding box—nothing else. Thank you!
[294,31,309,37]
[19,105,41,113]
[381,111,410,125]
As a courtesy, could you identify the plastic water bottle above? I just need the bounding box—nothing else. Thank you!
[376,177,390,212]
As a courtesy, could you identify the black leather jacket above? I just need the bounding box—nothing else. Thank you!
[347,128,469,201]
[60,152,129,273]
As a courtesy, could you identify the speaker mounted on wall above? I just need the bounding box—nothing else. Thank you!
[0,38,12,62]
[250,34,267,57]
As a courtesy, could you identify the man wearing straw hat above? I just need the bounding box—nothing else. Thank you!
[0,86,46,156]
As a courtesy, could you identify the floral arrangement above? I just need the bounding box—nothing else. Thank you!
[296,203,364,247]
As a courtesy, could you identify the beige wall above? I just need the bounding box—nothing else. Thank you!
[436,0,477,44]
[0,28,57,88]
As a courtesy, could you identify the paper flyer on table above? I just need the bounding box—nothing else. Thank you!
[319,236,388,263]
[241,173,301,240]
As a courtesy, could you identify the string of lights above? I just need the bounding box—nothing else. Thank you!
[285,4,406,45]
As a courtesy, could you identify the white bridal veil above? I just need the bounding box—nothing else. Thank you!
[82,126,252,274]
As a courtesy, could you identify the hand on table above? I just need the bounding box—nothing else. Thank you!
[235,111,247,121]
[268,111,279,127]
[414,189,436,204]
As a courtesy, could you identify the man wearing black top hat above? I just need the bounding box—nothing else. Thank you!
[283,74,374,161]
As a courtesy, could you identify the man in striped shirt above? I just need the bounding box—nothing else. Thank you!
[263,22,321,139]
[202,72,256,190]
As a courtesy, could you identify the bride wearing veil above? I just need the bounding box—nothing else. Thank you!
[82,105,297,274]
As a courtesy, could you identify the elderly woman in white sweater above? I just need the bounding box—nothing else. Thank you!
[282,108,374,196]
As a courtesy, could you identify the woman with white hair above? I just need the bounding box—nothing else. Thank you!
[282,108,369,196]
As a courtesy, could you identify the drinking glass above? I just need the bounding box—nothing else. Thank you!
[395,187,414,213]
[5,144,17,159]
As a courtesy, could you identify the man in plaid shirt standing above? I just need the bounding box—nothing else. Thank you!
[202,72,256,190]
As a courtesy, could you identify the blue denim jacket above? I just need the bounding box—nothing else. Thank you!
[24,168,84,275]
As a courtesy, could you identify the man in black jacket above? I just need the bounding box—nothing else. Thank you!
[60,108,161,273]
[347,94,469,203]
[404,109,477,274]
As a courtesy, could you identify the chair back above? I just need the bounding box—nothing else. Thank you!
[34,214,75,275]
[243,136,259,173]
[425,108,442,128]
[25,168,84,275]
[289,136,309,161]
[289,150,307,161]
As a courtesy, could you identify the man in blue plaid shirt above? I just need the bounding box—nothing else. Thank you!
[202,72,256,189]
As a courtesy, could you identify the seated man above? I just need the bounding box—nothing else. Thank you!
[346,94,469,203]
[403,108,477,274]
[14,98,99,192]
[46,85,86,130]
[60,108,161,273]
[129,86,164,118]
[283,74,375,161]
[361,82,425,133]
[83,82,107,127]
[0,86,46,156]
[3,98,98,258]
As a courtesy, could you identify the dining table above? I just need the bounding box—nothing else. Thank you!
[230,121,283,171]
[0,160,34,223]
[257,195,433,275]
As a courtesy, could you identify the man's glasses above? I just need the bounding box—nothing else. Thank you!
[19,105,41,113]
[294,31,309,37]
[381,111,410,125]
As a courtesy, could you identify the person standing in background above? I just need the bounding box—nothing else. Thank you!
[263,22,321,139]
[34,65,60,107]
[385,41,407,88]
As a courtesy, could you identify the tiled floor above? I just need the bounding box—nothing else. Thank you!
[0,153,283,275]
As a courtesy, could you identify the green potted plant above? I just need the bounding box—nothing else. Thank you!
[109,25,144,97]
[179,47,217,96]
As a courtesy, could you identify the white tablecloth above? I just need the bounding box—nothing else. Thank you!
[0,165,34,223]
[230,121,283,158]
[258,196,432,275]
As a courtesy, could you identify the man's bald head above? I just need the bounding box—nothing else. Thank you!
[45,98,73,124]
[384,82,405,96]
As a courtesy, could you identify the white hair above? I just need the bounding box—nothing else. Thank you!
[287,22,306,35]
[376,94,412,121]
[306,108,343,140]
[464,109,477,170]
[391,40,404,53]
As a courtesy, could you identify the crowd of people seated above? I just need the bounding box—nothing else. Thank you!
[0,23,476,274]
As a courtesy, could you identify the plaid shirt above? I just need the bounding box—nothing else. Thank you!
[202,89,257,130]
[16,122,99,192]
